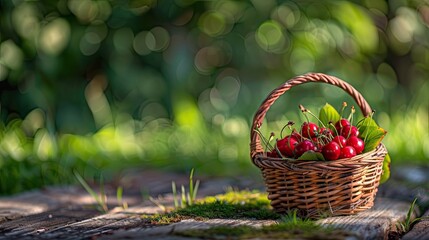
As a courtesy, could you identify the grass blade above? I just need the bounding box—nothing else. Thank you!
[192,180,200,201]
[99,174,108,212]
[117,186,127,209]
[74,171,105,213]
[189,168,194,203]
[172,181,178,208]
[149,197,166,212]
[181,185,186,208]
[117,186,123,204]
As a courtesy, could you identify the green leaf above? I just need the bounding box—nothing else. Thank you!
[357,117,387,153]
[362,127,386,152]
[297,151,325,161]
[379,153,391,184]
[318,103,341,129]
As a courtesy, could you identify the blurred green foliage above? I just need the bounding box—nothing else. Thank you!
[0,0,428,195]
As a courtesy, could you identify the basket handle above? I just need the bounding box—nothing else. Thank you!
[250,72,372,158]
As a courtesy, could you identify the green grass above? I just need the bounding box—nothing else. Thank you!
[178,189,278,220]
[171,168,200,208]
[176,222,357,240]
[173,199,279,220]
[143,190,279,224]
[74,171,108,213]
[141,189,356,239]
[397,198,429,235]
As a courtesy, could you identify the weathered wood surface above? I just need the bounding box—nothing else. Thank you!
[317,197,416,240]
[100,219,284,240]
[0,166,428,240]
[96,197,410,240]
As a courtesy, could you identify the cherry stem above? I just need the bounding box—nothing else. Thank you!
[337,139,344,148]
[267,132,275,151]
[299,104,329,131]
[293,129,305,142]
[340,101,347,118]
[280,121,294,139]
[305,108,327,129]
[299,104,311,123]
[344,106,356,139]
[315,132,329,146]
[347,106,355,124]
[330,122,340,137]
[254,128,274,152]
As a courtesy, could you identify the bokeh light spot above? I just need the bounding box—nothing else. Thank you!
[133,31,151,55]
[332,2,378,53]
[0,40,24,70]
[255,20,286,53]
[68,0,111,23]
[215,0,247,23]
[221,117,248,137]
[216,75,240,106]
[218,145,238,162]
[194,45,230,74]
[140,102,169,121]
[38,18,71,56]
[80,23,108,56]
[80,35,100,56]
[34,129,58,160]
[147,27,170,52]
[145,31,156,51]
[12,3,40,40]
[272,4,300,28]
[210,88,229,112]
[199,11,230,37]
[389,16,413,43]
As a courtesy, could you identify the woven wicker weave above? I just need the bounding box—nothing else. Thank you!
[250,73,387,217]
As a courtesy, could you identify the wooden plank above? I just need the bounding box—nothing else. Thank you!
[0,207,99,240]
[40,213,145,240]
[4,198,171,240]
[0,190,63,223]
[402,209,429,240]
[317,197,417,240]
[98,219,278,240]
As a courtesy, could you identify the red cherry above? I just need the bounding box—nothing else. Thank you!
[267,149,279,158]
[311,137,323,150]
[301,122,319,138]
[346,136,365,154]
[340,125,359,138]
[294,140,316,158]
[322,141,341,160]
[320,127,334,138]
[340,146,357,158]
[291,132,302,141]
[335,118,351,130]
[332,136,347,148]
[276,136,298,157]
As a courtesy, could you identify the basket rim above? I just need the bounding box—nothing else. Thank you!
[252,143,387,169]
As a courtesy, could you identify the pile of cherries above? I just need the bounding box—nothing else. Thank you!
[268,118,365,160]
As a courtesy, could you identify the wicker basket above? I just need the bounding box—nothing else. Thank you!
[250,73,387,218]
